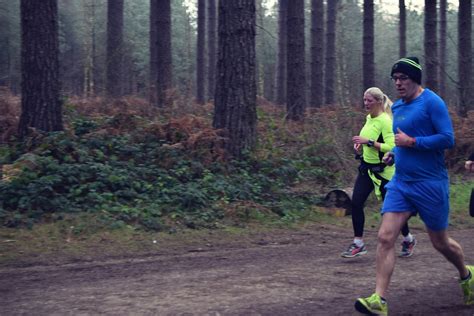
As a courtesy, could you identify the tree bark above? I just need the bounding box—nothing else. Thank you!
[398,0,406,57]
[275,0,288,105]
[310,0,324,107]
[324,0,338,105]
[362,0,374,90]
[438,0,447,98]
[149,0,157,104]
[196,0,206,104]
[458,0,472,116]
[83,0,97,97]
[286,0,306,120]
[19,0,62,137]
[213,0,257,158]
[150,0,172,107]
[207,0,217,102]
[106,0,124,98]
[424,0,438,91]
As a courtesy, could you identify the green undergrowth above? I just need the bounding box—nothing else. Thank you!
[0,99,472,249]
[0,105,344,233]
[448,178,474,227]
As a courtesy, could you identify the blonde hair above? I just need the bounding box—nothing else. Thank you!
[364,87,393,117]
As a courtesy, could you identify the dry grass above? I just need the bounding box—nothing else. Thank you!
[0,89,473,174]
[0,87,20,143]
[447,108,474,171]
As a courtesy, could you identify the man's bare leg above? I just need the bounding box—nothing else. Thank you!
[427,228,469,279]
[375,212,412,298]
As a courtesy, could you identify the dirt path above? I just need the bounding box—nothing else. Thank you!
[1,225,474,315]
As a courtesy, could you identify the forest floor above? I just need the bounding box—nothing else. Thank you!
[1,222,474,315]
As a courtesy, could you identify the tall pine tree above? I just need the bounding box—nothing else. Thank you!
[106,0,124,97]
[213,0,257,158]
[18,0,62,137]
[458,0,472,116]
[275,0,288,105]
[150,0,172,107]
[310,0,324,107]
[324,0,338,105]
[424,0,438,91]
[196,0,206,104]
[286,0,306,119]
[362,0,374,90]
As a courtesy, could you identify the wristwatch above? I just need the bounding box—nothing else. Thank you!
[367,139,375,147]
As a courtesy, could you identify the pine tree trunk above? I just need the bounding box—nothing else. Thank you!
[324,0,338,105]
[458,0,472,116]
[196,0,206,104]
[424,0,438,91]
[207,0,217,102]
[275,0,288,105]
[439,0,447,98]
[150,0,172,107]
[399,0,406,57]
[106,0,124,97]
[19,0,62,137]
[362,0,374,90]
[149,0,157,104]
[286,0,306,120]
[310,0,324,107]
[213,0,257,158]
[255,0,263,97]
[83,0,96,97]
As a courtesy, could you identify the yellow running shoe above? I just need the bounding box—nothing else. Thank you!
[460,265,474,305]
[355,293,388,315]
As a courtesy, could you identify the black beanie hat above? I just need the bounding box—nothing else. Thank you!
[391,57,422,84]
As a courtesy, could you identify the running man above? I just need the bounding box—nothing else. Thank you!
[355,57,474,315]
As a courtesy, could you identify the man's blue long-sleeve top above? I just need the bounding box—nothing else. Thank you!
[392,88,455,181]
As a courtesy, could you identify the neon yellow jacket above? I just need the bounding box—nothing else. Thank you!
[359,112,395,198]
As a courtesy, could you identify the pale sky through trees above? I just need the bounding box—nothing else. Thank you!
[262,0,459,13]
[183,0,459,17]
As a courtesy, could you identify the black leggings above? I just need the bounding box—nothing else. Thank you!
[351,171,410,238]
